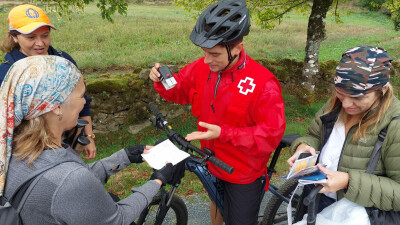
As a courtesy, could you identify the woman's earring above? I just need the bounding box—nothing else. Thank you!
[58,107,63,121]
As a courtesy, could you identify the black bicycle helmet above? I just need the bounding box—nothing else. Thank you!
[190,0,250,49]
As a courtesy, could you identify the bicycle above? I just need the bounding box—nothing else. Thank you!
[63,118,91,150]
[136,102,302,225]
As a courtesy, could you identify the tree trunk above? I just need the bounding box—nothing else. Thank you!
[298,0,333,104]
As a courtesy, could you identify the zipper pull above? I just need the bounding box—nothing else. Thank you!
[211,104,215,113]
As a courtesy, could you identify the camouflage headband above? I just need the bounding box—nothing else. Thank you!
[334,45,392,96]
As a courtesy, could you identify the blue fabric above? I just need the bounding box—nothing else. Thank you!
[0,55,82,196]
[0,46,92,117]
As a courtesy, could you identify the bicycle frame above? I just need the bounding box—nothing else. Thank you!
[185,134,299,218]
[186,157,225,212]
[145,102,301,224]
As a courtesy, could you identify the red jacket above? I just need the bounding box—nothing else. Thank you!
[154,49,285,186]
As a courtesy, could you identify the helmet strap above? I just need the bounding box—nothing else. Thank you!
[221,45,238,71]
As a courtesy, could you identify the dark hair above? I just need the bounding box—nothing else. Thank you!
[0,30,21,53]
[227,37,243,49]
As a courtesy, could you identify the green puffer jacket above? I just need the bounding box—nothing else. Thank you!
[290,97,400,211]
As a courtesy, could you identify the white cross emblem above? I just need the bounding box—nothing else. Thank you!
[237,77,256,95]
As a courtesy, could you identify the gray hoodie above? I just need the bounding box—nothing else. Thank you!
[4,145,160,225]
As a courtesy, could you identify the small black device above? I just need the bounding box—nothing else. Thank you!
[158,66,177,90]
[297,152,312,160]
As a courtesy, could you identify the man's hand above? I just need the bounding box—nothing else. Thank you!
[81,116,96,160]
[317,164,349,193]
[185,122,221,141]
[83,139,96,160]
[287,143,316,167]
[149,63,162,82]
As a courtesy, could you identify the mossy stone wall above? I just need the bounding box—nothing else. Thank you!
[85,59,400,133]
[86,73,187,133]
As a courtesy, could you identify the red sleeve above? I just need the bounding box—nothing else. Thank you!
[154,59,202,105]
[219,78,286,157]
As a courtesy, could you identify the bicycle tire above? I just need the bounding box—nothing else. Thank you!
[261,179,303,225]
[135,193,188,225]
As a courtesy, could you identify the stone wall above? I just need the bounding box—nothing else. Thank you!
[85,59,400,134]
[86,66,187,134]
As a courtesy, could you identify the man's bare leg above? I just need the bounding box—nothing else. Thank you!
[210,200,224,225]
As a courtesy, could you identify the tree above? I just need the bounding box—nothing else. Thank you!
[34,0,128,22]
[381,1,400,30]
[174,0,400,104]
[35,0,400,103]
[300,0,334,104]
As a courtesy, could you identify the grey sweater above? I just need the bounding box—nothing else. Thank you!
[4,146,161,225]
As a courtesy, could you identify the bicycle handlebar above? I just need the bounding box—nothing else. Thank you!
[149,102,168,128]
[208,155,234,174]
[303,184,323,206]
[148,102,234,174]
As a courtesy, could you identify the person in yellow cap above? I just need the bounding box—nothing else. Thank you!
[0,4,97,160]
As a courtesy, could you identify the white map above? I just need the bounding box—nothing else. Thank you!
[141,139,190,170]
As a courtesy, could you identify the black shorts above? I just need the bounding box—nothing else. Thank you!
[223,177,263,225]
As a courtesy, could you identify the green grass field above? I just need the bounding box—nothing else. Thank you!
[1,2,399,71]
[1,1,399,198]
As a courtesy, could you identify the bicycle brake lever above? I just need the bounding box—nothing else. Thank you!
[202,147,214,156]
[77,136,90,146]
[77,119,89,128]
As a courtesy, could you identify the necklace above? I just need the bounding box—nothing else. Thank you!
[48,140,62,149]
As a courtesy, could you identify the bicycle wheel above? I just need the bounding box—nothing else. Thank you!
[135,193,188,225]
[261,179,304,225]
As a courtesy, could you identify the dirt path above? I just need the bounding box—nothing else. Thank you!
[184,178,287,224]
[0,1,21,5]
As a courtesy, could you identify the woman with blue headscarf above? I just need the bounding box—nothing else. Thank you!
[0,4,97,160]
[0,55,173,225]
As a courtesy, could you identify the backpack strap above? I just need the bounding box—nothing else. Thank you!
[56,50,64,58]
[366,116,400,174]
[14,171,45,213]
[9,159,78,208]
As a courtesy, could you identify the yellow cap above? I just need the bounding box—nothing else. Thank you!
[8,4,56,34]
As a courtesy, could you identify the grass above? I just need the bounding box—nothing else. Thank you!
[1,3,400,72]
[97,112,210,198]
[1,1,400,198]
[88,88,328,198]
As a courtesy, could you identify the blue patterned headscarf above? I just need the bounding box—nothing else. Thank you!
[0,55,82,196]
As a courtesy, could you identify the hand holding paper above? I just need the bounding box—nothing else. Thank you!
[286,153,327,184]
[141,139,190,170]
[317,164,349,193]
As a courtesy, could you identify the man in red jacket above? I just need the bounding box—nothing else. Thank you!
[149,0,285,224]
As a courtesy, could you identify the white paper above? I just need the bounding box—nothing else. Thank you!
[287,182,306,225]
[141,139,190,170]
[287,154,319,179]
[298,179,327,185]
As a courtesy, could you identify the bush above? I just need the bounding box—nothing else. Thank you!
[358,0,400,31]
[358,0,385,11]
